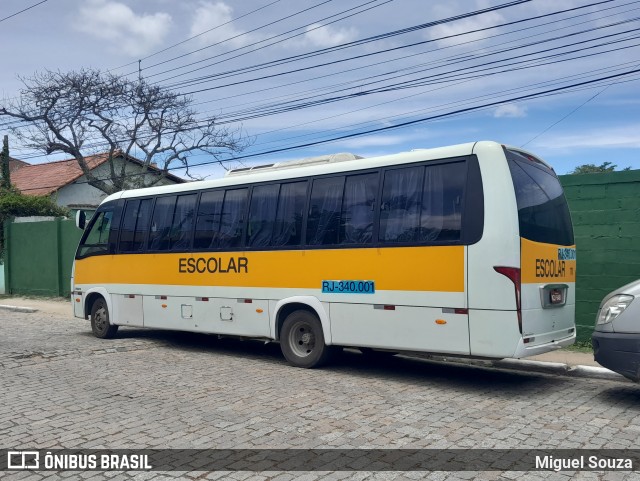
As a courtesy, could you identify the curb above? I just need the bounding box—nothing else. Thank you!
[492,358,625,381]
[412,354,626,382]
[0,304,39,313]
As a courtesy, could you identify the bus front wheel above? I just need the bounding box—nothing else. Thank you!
[280,310,333,368]
[91,298,118,339]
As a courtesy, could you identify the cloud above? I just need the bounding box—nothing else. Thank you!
[75,0,171,56]
[427,10,505,48]
[494,103,527,118]
[334,133,419,149]
[189,2,252,49]
[305,24,358,48]
[536,125,640,150]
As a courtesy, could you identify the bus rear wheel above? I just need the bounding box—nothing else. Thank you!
[91,298,118,339]
[280,310,333,368]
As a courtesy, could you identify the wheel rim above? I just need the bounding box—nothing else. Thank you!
[288,320,316,358]
[94,304,108,332]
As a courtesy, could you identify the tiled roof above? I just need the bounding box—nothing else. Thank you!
[8,158,29,173]
[10,152,184,196]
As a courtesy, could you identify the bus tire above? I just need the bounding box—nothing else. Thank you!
[91,298,118,339]
[280,310,333,368]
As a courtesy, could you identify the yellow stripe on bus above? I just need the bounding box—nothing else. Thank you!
[521,238,576,284]
[74,246,465,292]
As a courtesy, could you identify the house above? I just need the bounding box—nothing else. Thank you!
[8,152,185,211]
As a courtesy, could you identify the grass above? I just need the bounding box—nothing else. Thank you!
[564,340,593,353]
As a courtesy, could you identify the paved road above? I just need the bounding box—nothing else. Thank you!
[2,309,640,481]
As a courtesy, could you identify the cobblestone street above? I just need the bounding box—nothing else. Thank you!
[2,309,640,480]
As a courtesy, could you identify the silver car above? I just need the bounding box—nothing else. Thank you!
[592,279,640,381]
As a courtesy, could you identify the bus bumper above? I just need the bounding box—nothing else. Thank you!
[512,331,576,359]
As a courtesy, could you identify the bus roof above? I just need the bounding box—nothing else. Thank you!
[101,140,507,204]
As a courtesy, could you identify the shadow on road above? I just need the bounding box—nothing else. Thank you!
[92,327,572,396]
[596,385,640,409]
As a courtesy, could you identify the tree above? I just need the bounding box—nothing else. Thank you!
[0,185,68,260]
[1,135,10,189]
[570,161,631,174]
[0,69,251,194]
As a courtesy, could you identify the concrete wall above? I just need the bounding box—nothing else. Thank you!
[559,170,640,342]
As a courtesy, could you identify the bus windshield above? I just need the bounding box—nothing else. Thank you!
[77,208,113,257]
[506,149,574,246]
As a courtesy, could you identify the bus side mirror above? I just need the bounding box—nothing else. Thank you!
[76,210,86,230]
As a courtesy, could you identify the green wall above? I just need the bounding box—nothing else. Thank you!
[559,170,640,342]
[4,218,83,297]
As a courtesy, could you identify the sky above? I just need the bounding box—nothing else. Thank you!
[1,0,639,179]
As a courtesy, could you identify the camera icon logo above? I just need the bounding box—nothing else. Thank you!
[7,451,39,470]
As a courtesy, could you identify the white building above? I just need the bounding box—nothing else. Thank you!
[9,152,185,211]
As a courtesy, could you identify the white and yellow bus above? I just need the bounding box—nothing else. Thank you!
[71,141,576,368]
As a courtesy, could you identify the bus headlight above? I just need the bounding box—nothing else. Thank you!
[597,295,634,325]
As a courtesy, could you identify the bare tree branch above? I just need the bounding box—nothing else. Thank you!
[0,69,252,194]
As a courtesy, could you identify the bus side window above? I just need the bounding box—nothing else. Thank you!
[247,184,280,248]
[340,172,378,244]
[148,196,177,251]
[119,199,153,253]
[169,194,198,251]
[306,177,344,246]
[419,162,465,242]
[214,188,248,249]
[194,190,224,249]
[379,166,424,243]
[271,181,307,247]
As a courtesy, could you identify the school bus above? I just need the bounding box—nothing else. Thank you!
[71,141,576,368]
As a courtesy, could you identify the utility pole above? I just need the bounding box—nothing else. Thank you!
[0,135,10,189]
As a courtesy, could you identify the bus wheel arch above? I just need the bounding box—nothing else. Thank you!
[272,297,331,344]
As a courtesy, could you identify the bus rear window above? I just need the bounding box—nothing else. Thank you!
[506,149,574,246]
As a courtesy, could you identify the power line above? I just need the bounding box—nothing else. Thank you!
[0,0,48,23]
[177,0,640,122]
[520,88,612,148]
[128,0,354,76]
[14,66,640,190]
[174,0,613,94]
[9,34,640,163]
[150,0,533,86]
[111,0,284,71]
[143,0,393,82]
[189,25,640,124]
